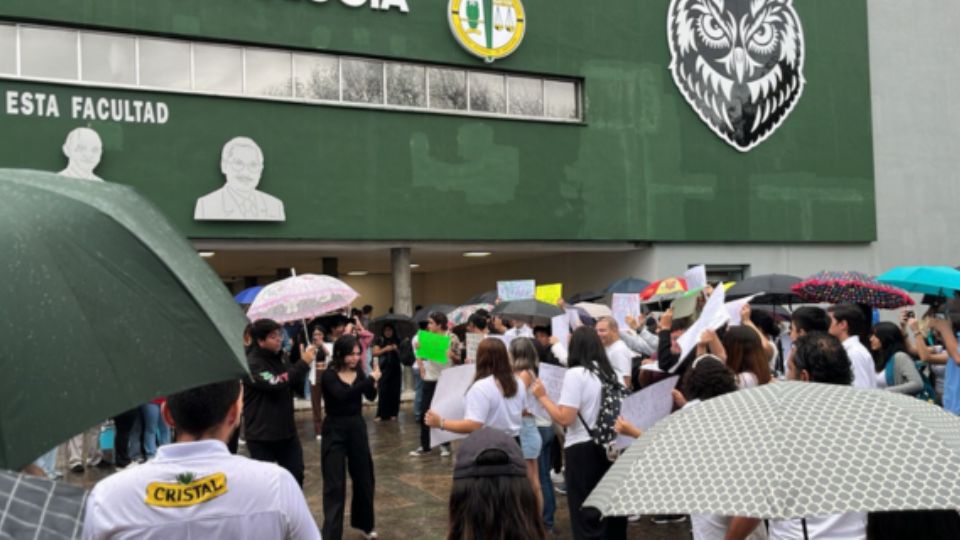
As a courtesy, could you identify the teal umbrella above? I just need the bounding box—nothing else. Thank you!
[876,266,960,297]
[0,169,249,470]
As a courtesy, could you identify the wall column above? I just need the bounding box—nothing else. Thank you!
[391,247,415,400]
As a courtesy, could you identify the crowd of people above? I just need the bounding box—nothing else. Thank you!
[28,292,960,539]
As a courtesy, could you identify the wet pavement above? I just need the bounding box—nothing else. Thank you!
[66,404,691,539]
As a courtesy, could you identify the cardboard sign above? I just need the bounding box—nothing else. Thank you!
[415,330,451,364]
[535,283,563,306]
[530,363,567,419]
[429,364,477,448]
[497,280,536,301]
[611,293,641,329]
[551,314,570,345]
[615,376,679,449]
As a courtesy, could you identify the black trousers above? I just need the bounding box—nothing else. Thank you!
[564,441,627,540]
[376,358,402,419]
[418,381,450,451]
[321,415,375,540]
[112,408,140,467]
[246,436,305,487]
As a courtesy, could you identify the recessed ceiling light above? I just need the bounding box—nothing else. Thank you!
[410,263,421,269]
[463,251,492,258]
[198,251,215,258]
[347,271,369,276]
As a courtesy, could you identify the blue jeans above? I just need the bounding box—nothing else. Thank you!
[537,425,557,529]
[412,367,424,422]
[34,446,59,478]
[140,403,171,458]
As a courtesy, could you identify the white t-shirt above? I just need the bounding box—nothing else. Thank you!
[464,375,526,437]
[558,367,602,448]
[691,514,767,540]
[768,512,866,539]
[843,337,877,389]
[605,340,634,386]
[737,371,760,389]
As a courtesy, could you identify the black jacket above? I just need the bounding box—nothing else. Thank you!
[242,346,310,441]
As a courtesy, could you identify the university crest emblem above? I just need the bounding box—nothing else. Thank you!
[449,0,526,63]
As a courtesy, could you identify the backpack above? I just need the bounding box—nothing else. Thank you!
[578,368,631,460]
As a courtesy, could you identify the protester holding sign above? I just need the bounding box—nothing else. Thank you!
[410,312,460,457]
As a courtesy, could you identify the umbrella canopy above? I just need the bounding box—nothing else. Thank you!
[1,469,88,538]
[466,290,498,305]
[726,274,803,305]
[246,274,359,323]
[876,266,960,298]
[448,303,494,326]
[586,382,960,519]
[413,304,457,324]
[640,277,688,302]
[604,277,652,295]
[567,290,605,304]
[492,299,564,323]
[0,169,249,470]
[573,302,614,319]
[233,285,264,304]
[368,314,417,340]
[792,270,914,309]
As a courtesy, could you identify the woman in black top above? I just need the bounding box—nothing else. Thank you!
[373,324,403,421]
[320,335,381,540]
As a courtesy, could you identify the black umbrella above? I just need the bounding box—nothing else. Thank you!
[466,290,498,304]
[567,290,604,303]
[491,299,564,324]
[412,304,457,324]
[369,314,417,340]
[604,277,651,295]
[726,274,803,305]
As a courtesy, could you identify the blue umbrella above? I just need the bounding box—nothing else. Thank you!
[604,277,651,295]
[876,266,960,297]
[234,285,264,304]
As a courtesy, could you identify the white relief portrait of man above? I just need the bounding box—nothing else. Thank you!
[194,137,286,222]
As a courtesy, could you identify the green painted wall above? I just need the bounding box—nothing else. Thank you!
[0,0,875,242]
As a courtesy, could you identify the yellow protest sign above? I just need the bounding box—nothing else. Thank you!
[535,283,563,306]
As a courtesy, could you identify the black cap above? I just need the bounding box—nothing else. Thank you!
[453,428,527,480]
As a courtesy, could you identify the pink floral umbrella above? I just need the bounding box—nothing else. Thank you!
[792,270,914,309]
[448,303,494,326]
[246,273,359,323]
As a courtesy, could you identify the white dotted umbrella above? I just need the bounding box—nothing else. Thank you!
[246,274,359,323]
[586,382,960,519]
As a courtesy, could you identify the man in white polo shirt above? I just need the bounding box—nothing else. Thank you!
[81,380,320,540]
[827,304,877,389]
[596,317,634,388]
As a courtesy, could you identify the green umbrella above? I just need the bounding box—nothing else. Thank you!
[0,169,249,470]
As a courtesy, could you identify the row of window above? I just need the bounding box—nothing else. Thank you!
[0,23,581,121]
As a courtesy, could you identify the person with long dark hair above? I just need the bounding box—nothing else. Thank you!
[425,338,525,438]
[373,324,403,421]
[870,322,923,395]
[531,326,627,540]
[308,325,329,440]
[320,335,381,540]
[720,325,773,389]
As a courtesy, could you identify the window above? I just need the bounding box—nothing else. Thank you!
[81,32,136,85]
[245,48,292,98]
[20,26,77,80]
[545,80,578,120]
[469,72,505,114]
[0,25,15,75]
[193,43,242,93]
[294,53,338,101]
[342,58,383,104]
[138,38,191,90]
[429,67,466,111]
[508,76,543,116]
[386,63,425,108]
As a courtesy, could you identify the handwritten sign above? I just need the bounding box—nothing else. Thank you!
[615,376,679,449]
[551,314,570,345]
[465,332,483,363]
[612,293,641,329]
[684,265,708,291]
[535,283,563,306]
[676,284,730,368]
[498,280,536,301]
[530,363,567,419]
[415,330,451,363]
[429,364,477,448]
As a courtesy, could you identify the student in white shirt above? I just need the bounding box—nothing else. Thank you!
[531,327,627,540]
[596,317,634,388]
[425,338,525,438]
[509,337,546,514]
[827,305,877,389]
[82,380,320,540]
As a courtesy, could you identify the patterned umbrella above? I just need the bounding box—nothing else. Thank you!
[573,302,613,319]
[1,470,88,539]
[640,277,688,302]
[585,382,960,519]
[792,270,914,309]
[448,303,495,326]
[246,274,359,323]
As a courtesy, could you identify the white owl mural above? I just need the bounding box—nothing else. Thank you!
[668,0,806,152]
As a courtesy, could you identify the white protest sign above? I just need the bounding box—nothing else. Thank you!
[551,314,570,345]
[684,265,708,291]
[615,376,679,449]
[530,363,567,419]
[429,363,477,448]
[725,293,762,326]
[611,293,641,329]
[497,280,536,301]
[676,283,730,369]
[566,308,582,331]
[465,332,483,363]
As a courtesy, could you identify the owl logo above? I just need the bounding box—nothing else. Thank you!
[668,0,806,152]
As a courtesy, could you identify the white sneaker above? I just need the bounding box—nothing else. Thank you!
[408,448,428,457]
[550,470,565,484]
[361,531,379,539]
[440,447,451,457]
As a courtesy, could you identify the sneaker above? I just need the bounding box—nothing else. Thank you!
[627,514,641,522]
[550,470,565,484]
[408,448,428,456]
[238,438,246,446]
[360,531,379,539]
[651,515,687,524]
[554,482,567,495]
[440,446,451,457]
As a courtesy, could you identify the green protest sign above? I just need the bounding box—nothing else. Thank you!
[416,330,450,364]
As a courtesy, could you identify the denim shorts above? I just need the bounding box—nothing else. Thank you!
[519,416,542,459]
